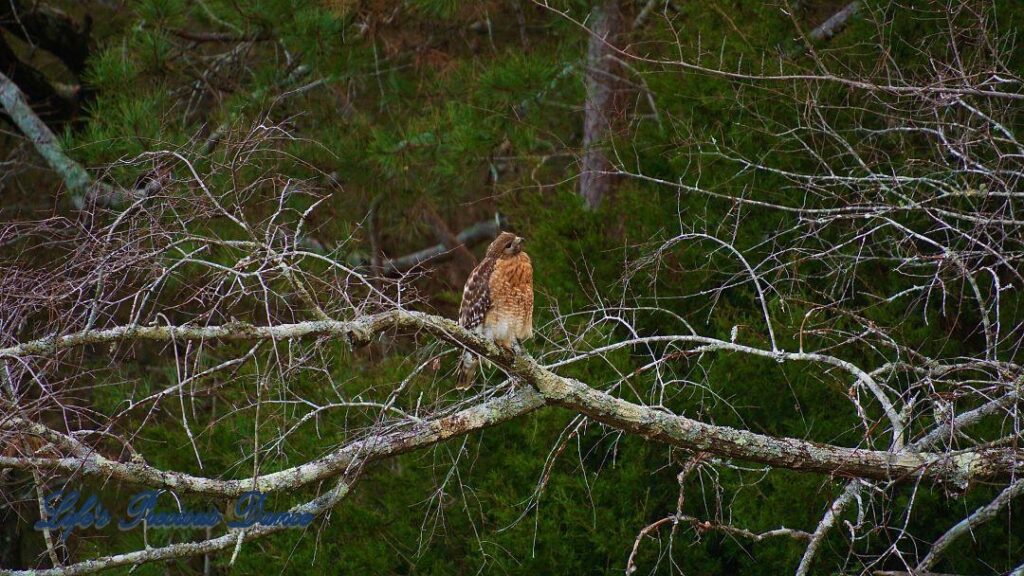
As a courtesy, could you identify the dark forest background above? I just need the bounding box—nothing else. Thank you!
[1,1,1023,574]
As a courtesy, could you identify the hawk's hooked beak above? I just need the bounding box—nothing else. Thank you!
[513,236,525,249]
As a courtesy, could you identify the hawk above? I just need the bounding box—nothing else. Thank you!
[457,231,533,389]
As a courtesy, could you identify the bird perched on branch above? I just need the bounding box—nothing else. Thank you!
[457,231,533,389]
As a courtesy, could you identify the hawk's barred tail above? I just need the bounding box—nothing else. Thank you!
[456,351,477,390]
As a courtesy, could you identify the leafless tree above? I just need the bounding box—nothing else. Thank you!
[550,0,1024,573]
[0,1,1023,575]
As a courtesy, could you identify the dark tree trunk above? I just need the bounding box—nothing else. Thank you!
[0,34,76,123]
[0,1,91,75]
[0,1,93,126]
[578,0,623,211]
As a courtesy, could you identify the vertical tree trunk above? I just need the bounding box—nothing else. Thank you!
[578,0,623,211]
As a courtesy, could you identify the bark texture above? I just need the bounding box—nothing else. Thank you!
[579,0,623,210]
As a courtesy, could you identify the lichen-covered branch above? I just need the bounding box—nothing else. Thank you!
[4,310,1021,489]
[0,70,90,196]
[1,388,544,496]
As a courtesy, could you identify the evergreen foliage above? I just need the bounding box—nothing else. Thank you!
[1,1,1022,574]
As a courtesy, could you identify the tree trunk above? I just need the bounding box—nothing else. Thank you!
[0,1,91,75]
[579,0,623,211]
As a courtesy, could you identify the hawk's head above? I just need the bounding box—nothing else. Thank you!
[487,231,525,259]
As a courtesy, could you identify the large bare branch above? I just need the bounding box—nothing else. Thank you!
[3,3,1023,573]
[3,311,1021,487]
[0,386,544,497]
